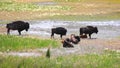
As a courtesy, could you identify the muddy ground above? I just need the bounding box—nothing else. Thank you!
[0,20,120,57]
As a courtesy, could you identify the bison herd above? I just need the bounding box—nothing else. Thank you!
[6,20,99,48]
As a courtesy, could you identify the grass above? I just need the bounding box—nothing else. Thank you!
[47,13,120,21]
[0,35,60,52]
[0,0,120,20]
[0,0,53,2]
[54,0,120,3]
[0,50,119,68]
[0,2,71,11]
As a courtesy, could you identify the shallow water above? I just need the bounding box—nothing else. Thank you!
[1,20,120,39]
[28,20,120,39]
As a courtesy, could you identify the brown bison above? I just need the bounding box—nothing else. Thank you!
[51,27,67,39]
[80,34,87,38]
[80,26,98,38]
[62,38,74,48]
[6,21,29,35]
[62,34,80,48]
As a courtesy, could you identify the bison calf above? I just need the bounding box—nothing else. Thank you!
[51,27,67,39]
[6,21,30,35]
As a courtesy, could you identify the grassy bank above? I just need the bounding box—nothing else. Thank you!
[48,13,120,21]
[0,35,60,52]
[0,50,119,68]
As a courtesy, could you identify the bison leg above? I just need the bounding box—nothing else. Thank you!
[89,34,91,39]
[51,33,54,39]
[18,30,21,35]
[60,34,62,39]
[7,28,10,35]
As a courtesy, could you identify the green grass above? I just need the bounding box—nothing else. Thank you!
[0,2,71,11]
[0,35,60,52]
[0,50,119,68]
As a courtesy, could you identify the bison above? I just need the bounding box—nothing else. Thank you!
[70,34,80,44]
[80,26,98,39]
[6,21,30,35]
[62,38,74,48]
[62,34,80,48]
[80,34,87,38]
[51,27,67,39]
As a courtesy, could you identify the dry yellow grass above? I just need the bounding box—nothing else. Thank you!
[0,2,120,20]
[0,11,60,20]
[58,2,120,15]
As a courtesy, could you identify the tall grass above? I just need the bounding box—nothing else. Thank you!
[0,50,119,68]
[0,35,60,52]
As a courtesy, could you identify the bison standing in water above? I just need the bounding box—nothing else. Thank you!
[51,27,67,39]
[80,26,98,39]
[6,21,30,35]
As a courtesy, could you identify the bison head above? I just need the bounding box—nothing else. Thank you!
[25,22,29,31]
[94,27,98,34]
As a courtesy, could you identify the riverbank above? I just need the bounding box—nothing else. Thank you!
[0,0,120,21]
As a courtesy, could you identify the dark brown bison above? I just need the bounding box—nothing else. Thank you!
[62,34,80,48]
[80,34,87,38]
[6,21,30,35]
[51,27,67,39]
[62,38,74,48]
[70,34,80,44]
[80,26,98,38]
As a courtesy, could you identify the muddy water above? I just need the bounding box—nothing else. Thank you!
[28,20,120,39]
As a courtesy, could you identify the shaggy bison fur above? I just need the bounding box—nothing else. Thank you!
[80,26,98,38]
[62,34,80,48]
[80,34,87,38]
[6,21,29,35]
[51,27,67,39]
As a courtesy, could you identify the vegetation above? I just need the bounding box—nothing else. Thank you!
[0,2,71,11]
[54,0,120,3]
[0,50,119,68]
[46,48,51,58]
[48,13,120,21]
[0,35,60,52]
[0,0,120,20]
